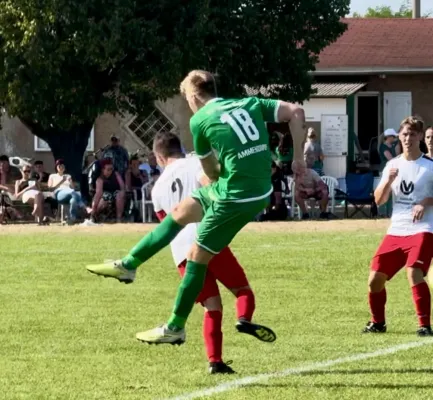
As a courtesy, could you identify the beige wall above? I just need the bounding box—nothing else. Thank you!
[0,113,143,173]
[367,74,433,127]
[156,95,193,150]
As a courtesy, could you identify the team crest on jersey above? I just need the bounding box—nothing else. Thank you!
[400,180,414,195]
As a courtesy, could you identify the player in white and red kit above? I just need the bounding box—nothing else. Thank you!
[363,117,433,336]
[135,131,276,373]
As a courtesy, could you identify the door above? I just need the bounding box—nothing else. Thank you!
[383,92,412,132]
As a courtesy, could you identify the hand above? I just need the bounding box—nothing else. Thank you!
[387,168,399,184]
[412,204,425,222]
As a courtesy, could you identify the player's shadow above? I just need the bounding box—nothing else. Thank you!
[244,369,433,390]
[247,382,433,390]
[298,368,433,376]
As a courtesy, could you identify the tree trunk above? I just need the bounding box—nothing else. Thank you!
[27,121,93,183]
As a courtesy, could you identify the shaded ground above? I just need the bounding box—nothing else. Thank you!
[0,219,390,235]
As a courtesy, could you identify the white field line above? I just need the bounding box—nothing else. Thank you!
[163,338,433,400]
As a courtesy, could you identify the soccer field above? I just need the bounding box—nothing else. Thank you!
[1,221,433,400]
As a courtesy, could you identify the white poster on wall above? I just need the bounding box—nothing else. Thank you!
[320,115,348,156]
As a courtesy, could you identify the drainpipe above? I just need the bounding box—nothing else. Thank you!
[413,0,421,18]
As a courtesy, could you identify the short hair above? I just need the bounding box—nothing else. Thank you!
[400,116,424,133]
[100,158,113,168]
[0,155,9,162]
[180,70,217,98]
[153,131,183,158]
[34,160,43,165]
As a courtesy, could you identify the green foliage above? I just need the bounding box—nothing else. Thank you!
[352,0,430,18]
[0,0,350,132]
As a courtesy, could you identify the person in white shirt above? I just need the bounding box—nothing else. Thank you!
[48,159,90,224]
[134,131,276,374]
[364,117,433,337]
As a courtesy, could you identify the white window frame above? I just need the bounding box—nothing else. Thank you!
[34,125,95,152]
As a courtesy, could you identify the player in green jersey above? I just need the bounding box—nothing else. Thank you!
[87,70,306,345]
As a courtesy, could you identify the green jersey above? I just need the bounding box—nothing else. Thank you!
[190,97,280,202]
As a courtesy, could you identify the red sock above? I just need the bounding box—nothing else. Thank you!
[203,311,223,363]
[369,289,387,323]
[411,282,431,327]
[236,289,255,321]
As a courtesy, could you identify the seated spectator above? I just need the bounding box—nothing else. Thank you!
[140,152,162,176]
[0,154,21,192]
[260,162,288,221]
[31,160,58,215]
[304,128,324,176]
[125,156,148,200]
[292,160,329,220]
[15,166,48,225]
[92,159,125,223]
[0,155,23,223]
[48,159,89,224]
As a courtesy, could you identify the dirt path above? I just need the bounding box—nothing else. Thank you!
[0,219,389,235]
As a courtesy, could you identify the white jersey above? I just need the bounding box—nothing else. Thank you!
[151,157,203,266]
[380,154,433,236]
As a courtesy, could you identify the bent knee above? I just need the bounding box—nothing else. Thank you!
[187,242,214,264]
[368,271,388,292]
[406,267,425,286]
[202,296,223,312]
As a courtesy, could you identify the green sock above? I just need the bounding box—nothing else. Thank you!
[122,214,183,270]
[167,261,207,331]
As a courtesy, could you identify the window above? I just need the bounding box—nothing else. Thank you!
[34,125,95,152]
[124,107,176,149]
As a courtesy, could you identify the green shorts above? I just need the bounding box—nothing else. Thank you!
[191,185,269,254]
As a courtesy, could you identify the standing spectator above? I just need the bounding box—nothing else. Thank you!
[102,135,130,178]
[292,160,330,220]
[260,162,287,221]
[275,131,293,176]
[304,127,324,176]
[125,156,148,198]
[15,166,47,224]
[92,159,125,223]
[48,159,89,224]
[378,129,401,171]
[378,129,400,217]
[425,127,433,158]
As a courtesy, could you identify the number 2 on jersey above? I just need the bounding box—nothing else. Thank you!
[220,109,260,144]
[171,178,183,202]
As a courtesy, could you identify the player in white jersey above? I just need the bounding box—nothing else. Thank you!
[363,117,433,336]
[135,132,276,374]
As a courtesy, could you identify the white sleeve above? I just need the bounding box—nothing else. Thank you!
[378,161,392,187]
[151,186,162,212]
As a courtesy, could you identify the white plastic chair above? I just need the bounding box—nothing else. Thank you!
[321,176,339,214]
[141,182,154,223]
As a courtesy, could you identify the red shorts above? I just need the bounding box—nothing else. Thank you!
[178,247,249,305]
[371,232,433,279]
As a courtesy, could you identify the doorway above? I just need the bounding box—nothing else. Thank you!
[355,93,380,155]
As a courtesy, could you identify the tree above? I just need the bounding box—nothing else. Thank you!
[0,0,349,179]
[352,0,430,18]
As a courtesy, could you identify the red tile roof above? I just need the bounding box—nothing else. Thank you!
[317,18,433,71]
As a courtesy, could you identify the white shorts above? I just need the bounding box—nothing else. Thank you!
[22,190,40,204]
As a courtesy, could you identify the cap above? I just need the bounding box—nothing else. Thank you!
[384,128,398,137]
[110,135,119,141]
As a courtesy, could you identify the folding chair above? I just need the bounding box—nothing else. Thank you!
[335,172,377,218]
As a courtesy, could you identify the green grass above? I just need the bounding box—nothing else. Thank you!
[1,225,432,400]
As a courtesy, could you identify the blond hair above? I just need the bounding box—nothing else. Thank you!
[399,116,424,133]
[180,70,217,98]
